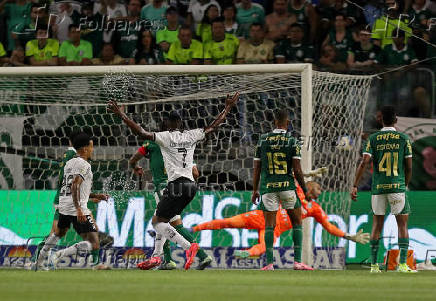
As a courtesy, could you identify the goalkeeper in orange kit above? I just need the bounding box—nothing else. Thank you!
[192,181,370,258]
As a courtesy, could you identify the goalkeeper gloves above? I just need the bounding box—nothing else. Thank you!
[344,229,370,244]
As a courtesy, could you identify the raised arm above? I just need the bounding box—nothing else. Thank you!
[204,92,239,135]
[107,100,154,140]
[129,150,145,176]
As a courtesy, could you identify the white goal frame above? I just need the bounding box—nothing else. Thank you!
[0,64,314,264]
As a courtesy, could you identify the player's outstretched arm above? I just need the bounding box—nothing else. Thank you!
[204,92,239,135]
[71,175,86,223]
[351,154,371,200]
[107,100,154,140]
[129,151,144,176]
[89,193,109,202]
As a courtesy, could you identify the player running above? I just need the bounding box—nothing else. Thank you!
[352,106,416,273]
[36,132,107,270]
[252,109,312,271]
[129,134,212,270]
[108,92,239,270]
[193,181,370,258]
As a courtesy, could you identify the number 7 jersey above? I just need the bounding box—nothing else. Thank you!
[255,129,301,195]
[363,127,413,195]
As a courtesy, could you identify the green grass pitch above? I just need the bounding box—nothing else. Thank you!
[1,269,435,301]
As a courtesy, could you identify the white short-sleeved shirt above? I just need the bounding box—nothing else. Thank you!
[188,0,221,25]
[58,157,93,216]
[155,128,205,182]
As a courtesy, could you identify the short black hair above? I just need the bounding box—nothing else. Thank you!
[169,111,182,122]
[166,6,178,15]
[69,129,81,143]
[290,23,304,31]
[211,16,225,25]
[381,105,396,125]
[335,12,346,20]
[72,132,92,150]
[179,24,191,32]
[274,109,289,124]
[250,22,264,30]
[68,24,80,32]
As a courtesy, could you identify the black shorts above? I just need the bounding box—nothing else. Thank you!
[156,177,197,220]
[57,213,97,234]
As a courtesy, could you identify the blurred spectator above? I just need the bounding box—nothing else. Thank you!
[167,25,202,64]
[204,17,239,64]
[408,0,433,60]
[79,2,105,58]
[363,0,383,28]
[236,0,265,39]
[274,23,314,63]
[0,0,32,51]
[222,3,238,36]
[140,0,168,32]
[318,44,347,71]
[156,6,180,60]
[347,27,381,68]
[92,43,126,65]
[0,41,8,65]
[371,0,413,48]
[288,0,317,43]
[25,24,59,66]
[322,13,353,63]
[196,4,219,42]
[236,23,273,64]
[376,28,418,65]
[14,4,48,50]
[320,0,362,27]
[408,0,433,30]
[8,47,26,66]
[55,1,81,43]
[112,0,142,65]
[59,24,93,65]
[136,29,163,64]
[265,0,296,42]
[187,0,221,28]
[95,0,127,43]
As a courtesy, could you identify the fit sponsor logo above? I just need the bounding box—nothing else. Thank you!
[266,181,290,189]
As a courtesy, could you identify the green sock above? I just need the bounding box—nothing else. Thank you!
[293,225,303,263]
[163,240,172,262]
[174,224,207,260]
[370,239,379,265]
[265,226,274,265]
[91,249,100,265]
[398,238,409,264]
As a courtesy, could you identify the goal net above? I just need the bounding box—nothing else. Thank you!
[0,65,373,263]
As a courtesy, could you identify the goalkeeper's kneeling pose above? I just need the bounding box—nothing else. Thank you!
[193,182,370,260]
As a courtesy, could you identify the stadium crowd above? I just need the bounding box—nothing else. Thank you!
[0,0,434,116]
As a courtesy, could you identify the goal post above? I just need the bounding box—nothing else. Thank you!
[0,64,373,266]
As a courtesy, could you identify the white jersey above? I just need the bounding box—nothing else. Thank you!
[58,157,93,216]
[155,128,205,182]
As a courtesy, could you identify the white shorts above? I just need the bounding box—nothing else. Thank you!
[371,193,408,215]
[154,190,180,223]
[261,190,298,211]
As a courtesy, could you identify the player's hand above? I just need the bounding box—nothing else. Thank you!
[351,186,358,201]
[107,100,125,116]
[133,166,144,176]
[251,191,260,205]
[345,229,370,244]
[77,208,86,223]
[225,92,239,109]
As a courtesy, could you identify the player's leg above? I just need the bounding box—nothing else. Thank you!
[260,193,279,270]
[36,214,69,269]
[33,210,60,265]
[150,191,171,264]
[370,194,387,273]
[283,190,312,270]
[390,193,416,272]
[193,214,247,231]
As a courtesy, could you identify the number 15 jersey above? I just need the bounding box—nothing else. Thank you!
[363,127,412,195]
[254,129,301,195]
[155,128,205,182]
[58,157,93,216]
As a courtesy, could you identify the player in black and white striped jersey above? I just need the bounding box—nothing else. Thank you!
[108,92,239,270]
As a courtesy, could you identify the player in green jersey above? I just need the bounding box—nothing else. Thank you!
[252,109,311,271]
[352,106,416,273]
[129,122,212,270]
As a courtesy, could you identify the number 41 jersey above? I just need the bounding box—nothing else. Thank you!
[363,128,412,195]
[58,157,93,216]
[255,129,301,195]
